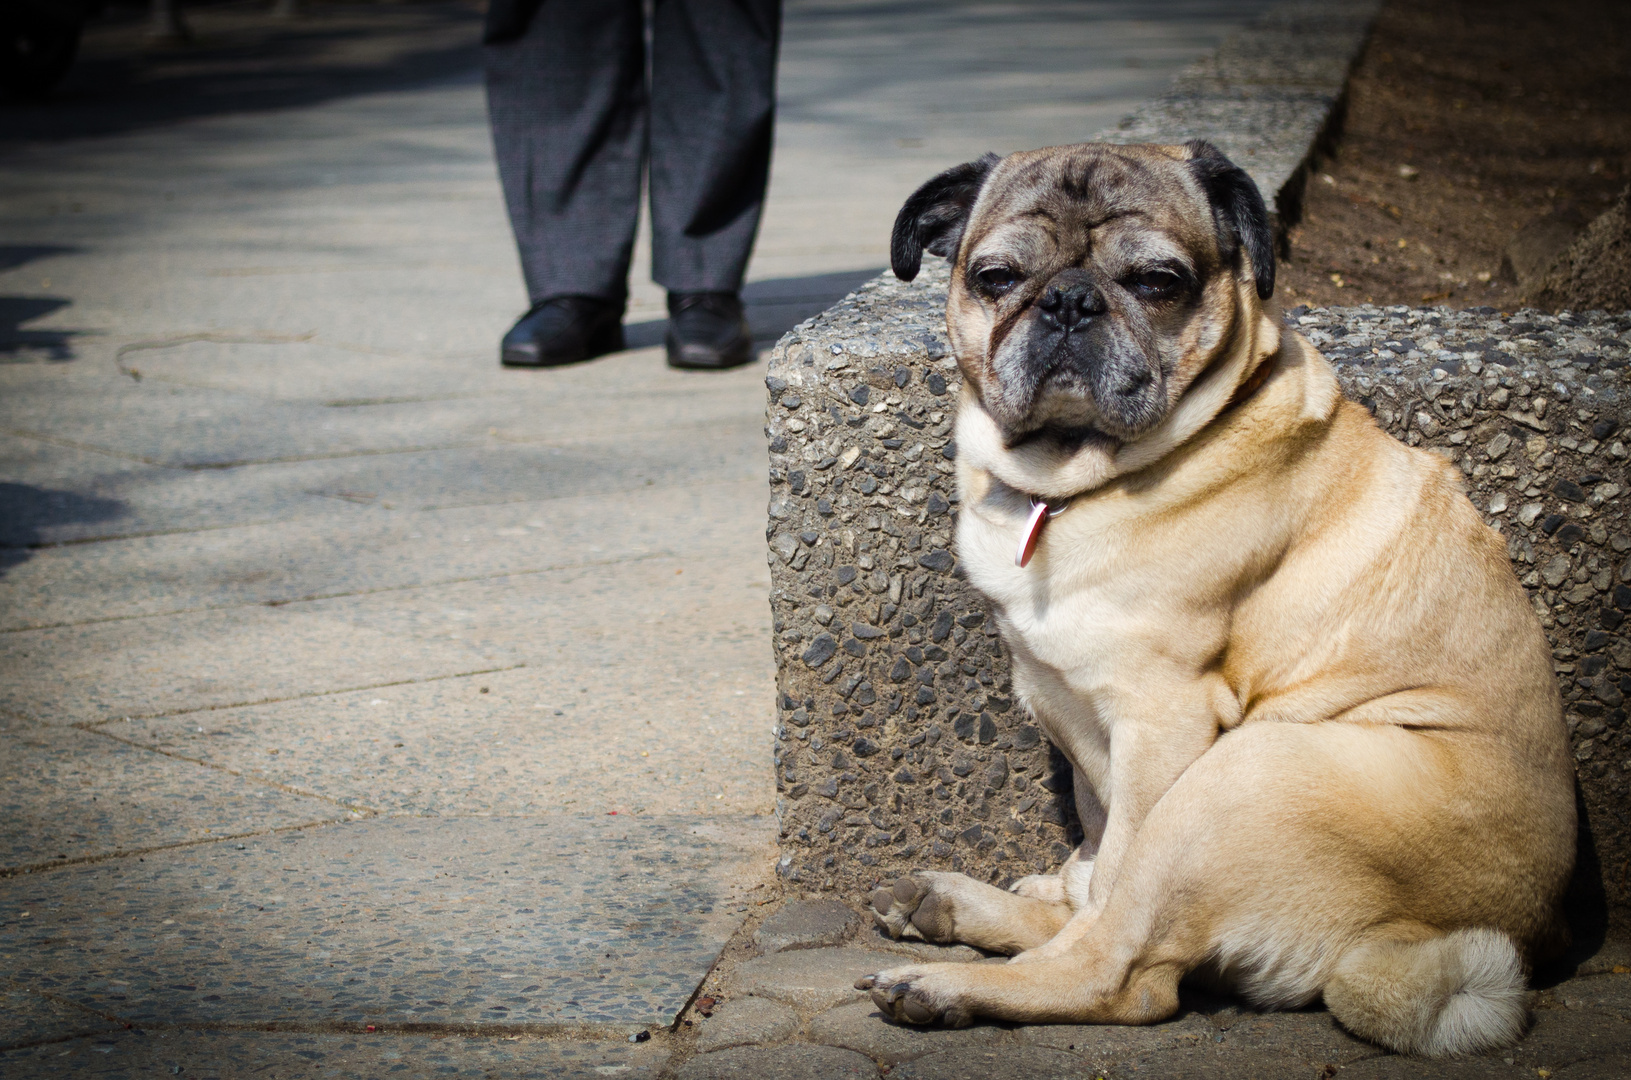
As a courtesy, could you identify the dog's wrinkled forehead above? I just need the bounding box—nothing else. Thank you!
[962,145,1216,263]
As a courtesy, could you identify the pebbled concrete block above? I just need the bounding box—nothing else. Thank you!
[805,1000,1003,1065]
[754,899,860,953]
[0,815,768,1031]
[674,1043,879,1080]
[695,996,800,1053]
[733,947,903,1013]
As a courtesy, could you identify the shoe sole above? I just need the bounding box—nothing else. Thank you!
[501,321,625,368]
[665,334,754,371]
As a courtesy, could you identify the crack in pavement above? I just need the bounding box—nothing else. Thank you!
[44,665,527,726]
[0,816,367,880]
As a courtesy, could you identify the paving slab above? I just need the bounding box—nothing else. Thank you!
[1116,1046,1367,1079]
[1157,1005,1376,1065]
[0,602,512,725]
[0,1027,671,1079]
[0,444,322,552]
[1,472,766,631]
[753,900,861,954]
[859,925,987,964]
[694,997,800,1053]
[805,1001,1004,1065]
[732,947,905,1013]
[0,371,475,471]
[0,349,760,476]
[117,336,766,415]
[0,432,763,558]
[0,815,770,1032]
[1516,975,1631,1073]
[673,1043,879,1080]
[110,663,776,819]
[272,555,770,681]
[0,724,344,871]
[1550,971,1631,1015]
[0,986,121,1054]
[892,1046,1100,1080]
[1554,1054,1631,1080]
[1334,1055,1529,1079]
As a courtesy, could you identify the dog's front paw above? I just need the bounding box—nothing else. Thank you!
[867,873,957,942]
[868,876,927,940]
[854,966,973,1027]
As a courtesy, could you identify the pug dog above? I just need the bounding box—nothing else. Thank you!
[855,141,1577,1058]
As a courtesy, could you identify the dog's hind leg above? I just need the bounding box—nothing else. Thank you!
[869,871,1072,955]
[856,720,1561,1050]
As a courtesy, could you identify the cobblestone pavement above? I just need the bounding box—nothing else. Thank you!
[0,1,1295,1076]
[659,899,1631,1080]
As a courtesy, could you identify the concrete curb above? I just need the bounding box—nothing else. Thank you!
[1101,0,1383,237]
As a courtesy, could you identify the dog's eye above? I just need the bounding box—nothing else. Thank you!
[974,266,1019,297]
[1130,269,1180,296]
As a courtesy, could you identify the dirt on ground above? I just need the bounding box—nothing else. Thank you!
[1531,187,1631,313]
[1279,0,1631,312]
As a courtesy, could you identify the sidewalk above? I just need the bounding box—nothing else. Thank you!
[3,1,1300,1075]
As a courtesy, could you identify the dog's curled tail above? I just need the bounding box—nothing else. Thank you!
[1323,927,1527,1057]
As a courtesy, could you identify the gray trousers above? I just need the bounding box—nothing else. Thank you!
[484,0,781,305]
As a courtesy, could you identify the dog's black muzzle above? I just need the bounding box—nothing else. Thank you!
[1011,273,1161,438]
[1035,273,1108,334]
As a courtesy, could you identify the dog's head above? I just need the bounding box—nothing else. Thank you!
[892,141,1275,452]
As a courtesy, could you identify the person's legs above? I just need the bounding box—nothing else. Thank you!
[485,0,644,351]
[647,0,779,293]
[648,0,781,368]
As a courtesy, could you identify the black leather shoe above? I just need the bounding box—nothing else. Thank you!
[500,296,624,367]
[666,292,753,370]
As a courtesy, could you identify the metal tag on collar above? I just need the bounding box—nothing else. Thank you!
[1016,496,1067,568]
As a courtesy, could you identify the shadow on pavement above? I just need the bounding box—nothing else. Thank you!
[0,0,484,147]
[0,297,79,362]
[0,247,88,363]
[0,483,127,576]
[624,267,886,350]
[0,244,79,272]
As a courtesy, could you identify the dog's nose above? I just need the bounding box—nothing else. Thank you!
[1036,281,1106,331]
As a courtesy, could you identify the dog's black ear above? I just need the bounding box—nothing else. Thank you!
[1184,140,1275,300]
[891,153,1000,282]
